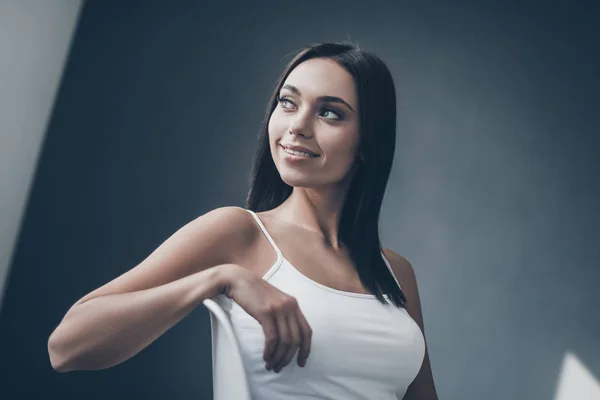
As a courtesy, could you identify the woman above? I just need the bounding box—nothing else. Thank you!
[48,42,438,399]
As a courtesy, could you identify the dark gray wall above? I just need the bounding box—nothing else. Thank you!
[0,0,83,312]
[0,1,598,399]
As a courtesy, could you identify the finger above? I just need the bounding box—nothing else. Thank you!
[260,313,278,364]
[272,314,301,372]
[267,311,291,370]
[295,309,312,367]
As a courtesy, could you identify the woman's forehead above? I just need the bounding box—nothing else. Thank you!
[283,58,357,105]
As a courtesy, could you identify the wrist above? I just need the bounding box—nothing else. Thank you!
[213,263,238,297]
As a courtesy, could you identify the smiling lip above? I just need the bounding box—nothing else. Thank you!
[280,144,319,156]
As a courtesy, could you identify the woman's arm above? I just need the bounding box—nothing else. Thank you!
[48,206,257,372]
[48,266,228,372]
[383,248,439,400]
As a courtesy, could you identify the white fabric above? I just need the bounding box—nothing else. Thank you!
[203,298,252,400]
[211,209,425,399]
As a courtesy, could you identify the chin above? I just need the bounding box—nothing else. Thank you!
[279,169,351,189]
[279,172,315,188]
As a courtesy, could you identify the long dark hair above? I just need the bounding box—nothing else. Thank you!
[245,42,406,308]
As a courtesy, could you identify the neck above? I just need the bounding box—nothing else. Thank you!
[275,183,350,250]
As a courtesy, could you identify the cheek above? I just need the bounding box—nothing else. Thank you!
[268,112,283,143]
[267,116,286,157]
[324,130,359,158]
[268,111,285,134]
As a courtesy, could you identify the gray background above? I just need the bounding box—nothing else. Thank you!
[0,0,83,311]
[0,1,598,399]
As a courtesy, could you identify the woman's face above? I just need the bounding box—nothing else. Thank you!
[268,57,360,188]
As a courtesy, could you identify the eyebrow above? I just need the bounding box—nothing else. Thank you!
[281,84,356,113]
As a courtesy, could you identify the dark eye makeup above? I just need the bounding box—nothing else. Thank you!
[276,94,344,120]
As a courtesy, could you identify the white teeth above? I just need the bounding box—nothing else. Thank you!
[283,147,315,157]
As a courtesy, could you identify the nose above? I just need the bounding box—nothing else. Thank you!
[288,109,313,138]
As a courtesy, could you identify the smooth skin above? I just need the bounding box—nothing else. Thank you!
[47,207,312,372]
[266,57,438,397]
[48,56,437,399]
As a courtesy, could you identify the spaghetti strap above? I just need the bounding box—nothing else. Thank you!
[246,210,401,292]
[245,209,283,260]
[381,251,402,291]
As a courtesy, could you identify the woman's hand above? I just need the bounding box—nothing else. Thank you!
[220,264,312,373]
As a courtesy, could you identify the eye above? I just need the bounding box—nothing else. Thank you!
[320,108,343,121]
[277,95,296,110]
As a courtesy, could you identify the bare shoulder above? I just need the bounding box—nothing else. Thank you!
[182,206,262,265]
[192,206,258,243]
[382,248,416,283]
[382,248,423,325]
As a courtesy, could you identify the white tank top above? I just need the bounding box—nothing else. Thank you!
[213,209,425,399]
